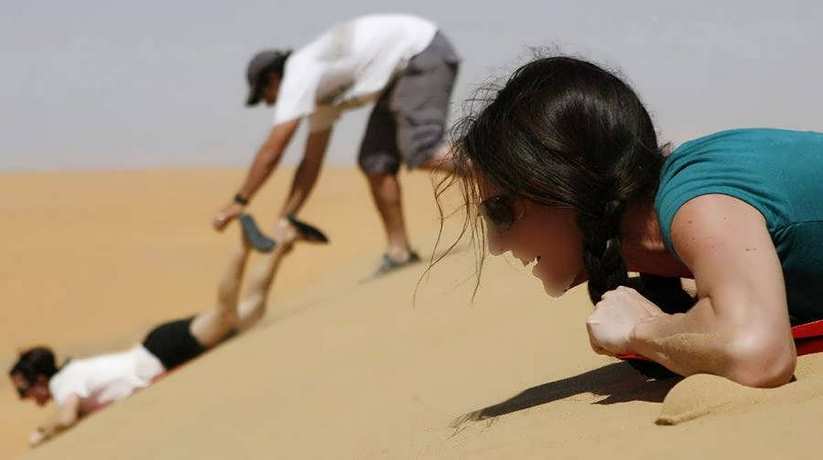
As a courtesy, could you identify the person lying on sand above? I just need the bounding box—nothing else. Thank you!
[9,215,325,448]
[436,55,823,388]
[212,14,461,278]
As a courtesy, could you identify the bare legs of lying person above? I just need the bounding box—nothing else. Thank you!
[190,220,299,348]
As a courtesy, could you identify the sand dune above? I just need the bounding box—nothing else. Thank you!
[4,168,823,459]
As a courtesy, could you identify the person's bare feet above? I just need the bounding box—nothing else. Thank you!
[275,214,330,246]
[272,217,299,247]
[238,213,329,255]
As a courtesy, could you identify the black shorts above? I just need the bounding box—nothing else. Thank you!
[142,317,206,371]
[358,31,460,175]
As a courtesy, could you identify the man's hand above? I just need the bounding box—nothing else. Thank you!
[212,202,245,231]
[586,286,664,356]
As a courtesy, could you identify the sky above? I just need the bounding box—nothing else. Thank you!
[2,0,822,171]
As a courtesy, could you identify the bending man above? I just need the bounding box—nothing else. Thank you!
[213,14,460,277]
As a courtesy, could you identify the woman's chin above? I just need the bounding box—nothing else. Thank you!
[542,272,587,297]
[532,263,570,298]
[543,285,565,298]
[541,272,588,297]
[570,271,588,288]
[538,276,571,298]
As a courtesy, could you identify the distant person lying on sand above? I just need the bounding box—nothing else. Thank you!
[9,215,326,448]
[212,14,460,278]
[436,55,823,388]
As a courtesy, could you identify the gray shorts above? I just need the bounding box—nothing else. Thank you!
[358,31,460,175]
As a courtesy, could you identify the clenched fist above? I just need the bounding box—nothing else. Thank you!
[586,286,664,356]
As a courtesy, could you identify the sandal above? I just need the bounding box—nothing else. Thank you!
[362,251,422,282]
[239,214,276,253]
[239,213,329,253]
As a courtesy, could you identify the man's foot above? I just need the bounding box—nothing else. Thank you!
[364,250,422,281]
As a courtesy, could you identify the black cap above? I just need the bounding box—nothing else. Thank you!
[246,49,291,106]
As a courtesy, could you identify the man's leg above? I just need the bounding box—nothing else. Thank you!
[393,32,461,173]
[363,33,461,268]
[366,172,413,262]
[359,93,415,263]
[417,144,462,174]
[189,235,251,348]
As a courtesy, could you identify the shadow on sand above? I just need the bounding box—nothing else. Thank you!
[452,362,680,427]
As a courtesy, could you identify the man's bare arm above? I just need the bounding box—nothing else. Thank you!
[212,118,300,230]
[279,127,332,217]
[236,118,301,201]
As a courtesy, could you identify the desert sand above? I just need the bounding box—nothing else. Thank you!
[3,167,823,459]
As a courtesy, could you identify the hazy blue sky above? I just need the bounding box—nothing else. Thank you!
[2,0,822,171]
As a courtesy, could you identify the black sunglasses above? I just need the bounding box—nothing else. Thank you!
[478,194,521,233]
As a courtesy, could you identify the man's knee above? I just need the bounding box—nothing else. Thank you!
[415,144,457,172]
[358,153,400,177]
[396,117,447,170]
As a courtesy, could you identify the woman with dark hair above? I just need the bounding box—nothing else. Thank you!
[440,55,823,388]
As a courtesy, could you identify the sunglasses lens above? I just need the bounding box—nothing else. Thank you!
[481,196,515,232]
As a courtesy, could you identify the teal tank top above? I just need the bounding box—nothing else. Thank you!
[655,128,823,324]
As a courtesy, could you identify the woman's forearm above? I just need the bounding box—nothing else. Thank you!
[629,296,738,377]
[31,400,80,446]
[629,310,732,377]
[628,298,795,386]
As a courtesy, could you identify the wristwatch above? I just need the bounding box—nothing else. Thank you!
[233,193,249,206]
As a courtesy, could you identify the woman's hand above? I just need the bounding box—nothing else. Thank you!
[28,428,47,448]
[586,286,664,356]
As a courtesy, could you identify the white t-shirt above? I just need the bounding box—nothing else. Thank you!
[49,345,165,413]
[273,14,438,132]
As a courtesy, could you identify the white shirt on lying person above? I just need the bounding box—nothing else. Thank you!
[273,14,438,132]
[48,345,165,413]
